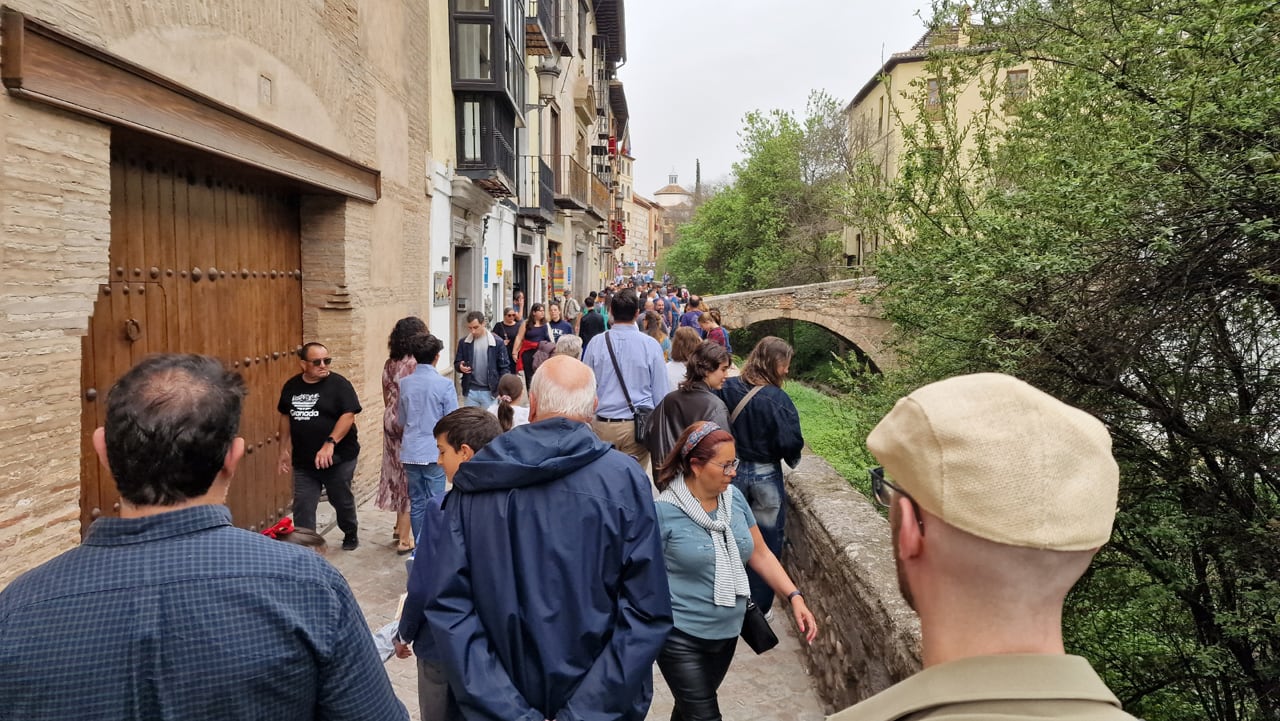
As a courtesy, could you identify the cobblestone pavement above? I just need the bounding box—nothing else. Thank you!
[326,498,827,721]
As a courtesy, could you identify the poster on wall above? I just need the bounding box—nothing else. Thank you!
[433,271,451,307]
[484,256,489,285]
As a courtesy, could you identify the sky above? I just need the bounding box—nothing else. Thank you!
[621,0,935,198]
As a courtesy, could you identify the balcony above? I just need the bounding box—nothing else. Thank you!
[526,0,553,56]
[573,74,596,125]
[518,156,555,224]
[553,155,589,211]
[587,173,610,221]
[458,129,516,198]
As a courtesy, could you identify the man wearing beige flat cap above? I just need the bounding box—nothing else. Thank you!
[829,373,1138,721]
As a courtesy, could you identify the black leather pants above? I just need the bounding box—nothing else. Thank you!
[656,627,739,721]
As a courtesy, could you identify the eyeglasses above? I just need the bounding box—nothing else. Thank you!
[308,357,334,367]
[708,458,740,475]
[870,467,925,535]
[505,313,516,318]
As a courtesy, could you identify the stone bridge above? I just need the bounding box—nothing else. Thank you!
[704,278,895,370]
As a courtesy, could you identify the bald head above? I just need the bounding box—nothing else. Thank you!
[529,356,597,422]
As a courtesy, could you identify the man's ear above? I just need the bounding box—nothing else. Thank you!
[458,444,476,463]
[895,495,925,562]
[528,392,539,422]
[218,437,247,481]
[92,427,110,471]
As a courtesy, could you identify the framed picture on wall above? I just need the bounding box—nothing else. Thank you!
[433,271,450,307]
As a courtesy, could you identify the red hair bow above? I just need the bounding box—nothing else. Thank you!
[262,517,295,539]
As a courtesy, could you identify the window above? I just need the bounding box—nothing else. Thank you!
[458,0,489,9]
[878,95,884,134]
[461,100,483,162]
[926,78,942,119]
[577,1,587,57]
[505,35,524,105]
[1005,69,1030,108]
[457,23,493,80]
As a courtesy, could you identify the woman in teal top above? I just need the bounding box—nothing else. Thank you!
[654,421,818,721]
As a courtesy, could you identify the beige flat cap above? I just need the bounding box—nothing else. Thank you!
[867,373,1119,550]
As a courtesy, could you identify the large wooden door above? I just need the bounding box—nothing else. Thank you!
[81,141,304,533]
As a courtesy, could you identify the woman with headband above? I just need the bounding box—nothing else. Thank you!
[653,421,817,721]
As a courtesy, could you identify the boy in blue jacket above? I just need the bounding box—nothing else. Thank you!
[394,407,502,721]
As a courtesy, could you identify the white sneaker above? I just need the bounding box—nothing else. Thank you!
[764,609,775,622]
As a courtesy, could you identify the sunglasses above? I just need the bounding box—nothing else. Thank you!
[308,357,334,367]
[870,467,925,535]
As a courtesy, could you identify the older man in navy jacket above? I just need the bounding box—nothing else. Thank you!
[427,356,673,721]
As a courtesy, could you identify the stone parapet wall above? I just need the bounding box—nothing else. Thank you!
[779,450,921,712]
[705,277,882,306]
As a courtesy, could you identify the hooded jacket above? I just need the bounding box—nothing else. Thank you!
[426,417,673,721]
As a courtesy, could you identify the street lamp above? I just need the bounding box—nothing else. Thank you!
[535,56,561,105]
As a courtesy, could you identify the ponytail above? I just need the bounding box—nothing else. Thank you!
[495,374,524,432]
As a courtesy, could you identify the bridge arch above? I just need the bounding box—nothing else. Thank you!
[703,278,896,371]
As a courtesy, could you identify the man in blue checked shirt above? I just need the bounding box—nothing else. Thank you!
[0,354,407,721]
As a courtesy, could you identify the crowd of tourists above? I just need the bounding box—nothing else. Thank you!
[0,277,1141,721]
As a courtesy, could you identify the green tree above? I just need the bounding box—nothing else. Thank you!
[664,91,853,292]
[872,2,1280,719]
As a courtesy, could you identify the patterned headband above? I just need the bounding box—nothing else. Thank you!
[682,422,722,457]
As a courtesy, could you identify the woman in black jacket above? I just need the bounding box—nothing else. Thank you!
[645,342,733,474]
[715,336,803,614]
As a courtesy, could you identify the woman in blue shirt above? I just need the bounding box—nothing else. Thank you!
[654,421,818,721]
[546,302,574,342]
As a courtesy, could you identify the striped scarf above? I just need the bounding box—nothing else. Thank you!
[657,475,750,607]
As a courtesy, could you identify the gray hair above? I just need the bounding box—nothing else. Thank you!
[553,334,583,359]
[530,361,596,420]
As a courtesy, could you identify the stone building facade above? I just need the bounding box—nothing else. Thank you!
[0,0,451,585]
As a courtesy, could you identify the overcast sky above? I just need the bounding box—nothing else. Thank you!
[622,1,935,197]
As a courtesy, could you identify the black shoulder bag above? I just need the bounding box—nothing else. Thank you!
[604,332,653,444]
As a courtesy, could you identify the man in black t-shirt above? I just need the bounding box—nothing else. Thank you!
[277,342,363,549]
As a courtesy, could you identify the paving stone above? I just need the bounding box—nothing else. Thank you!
[328,498,827,721]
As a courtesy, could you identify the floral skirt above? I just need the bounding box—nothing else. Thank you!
[375,429,410,513]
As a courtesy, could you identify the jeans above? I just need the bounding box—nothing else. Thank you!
[733,460,786,611]
[464,388,495,409]
[292,458,359,539]
[404,462,447,544]
[656,628,738,721]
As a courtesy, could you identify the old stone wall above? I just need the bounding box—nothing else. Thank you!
[780,449,921,712]
[0,0,438,585]
[704,278,897,370]
[0,106,113,583]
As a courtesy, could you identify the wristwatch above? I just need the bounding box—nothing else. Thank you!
[787,590,804,601]
[324,436,336,445]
